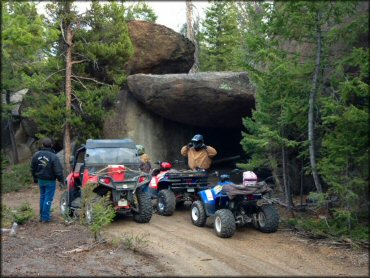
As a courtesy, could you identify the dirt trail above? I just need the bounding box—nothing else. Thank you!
[107,207,368,276]
[2,187,369,276]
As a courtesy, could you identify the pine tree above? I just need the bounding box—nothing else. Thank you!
[2,2,56,163]
[22,1,135,171]
[199,1,242,71]
[124,1,157,22]
[239,1,368,228]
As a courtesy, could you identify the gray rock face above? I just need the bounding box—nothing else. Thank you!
[103,88,194,164]
[125,21,195,74]
[1,89,29,117]
[127,72,255,128]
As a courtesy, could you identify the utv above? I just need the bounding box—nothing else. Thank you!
[148,161,210,216]
[190,171,279,238]
[60,139,152,224]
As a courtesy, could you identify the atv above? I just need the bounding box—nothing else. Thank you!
[148,161,209,216]
[60,139,152,224]
[190,171,279,238]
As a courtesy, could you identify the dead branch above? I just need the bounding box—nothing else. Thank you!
[71,75,108,86]
[71,76,88,90]
[62,245,90,254]
[60,20,68,45]
[71,90,84,113]
[44,69,66,82]
[62,240,104,254]
[71,59,88,65]
[52,229,71,233]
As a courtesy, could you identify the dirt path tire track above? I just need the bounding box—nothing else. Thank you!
[3,187,368,276]
[106,208,368,276]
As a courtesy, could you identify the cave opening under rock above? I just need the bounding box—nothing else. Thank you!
[190,126,244,161]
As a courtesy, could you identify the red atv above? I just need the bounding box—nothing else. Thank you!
[60,139,152,224]
[148,161,209,216]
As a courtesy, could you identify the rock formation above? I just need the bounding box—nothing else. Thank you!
[124,21,195,74]
[127,72,255,128]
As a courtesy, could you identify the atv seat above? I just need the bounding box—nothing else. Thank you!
[73,163,85,186]
[151,168,161,176]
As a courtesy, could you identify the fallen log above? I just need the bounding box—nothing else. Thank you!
[1,228,11,234]
[61,240,105,254]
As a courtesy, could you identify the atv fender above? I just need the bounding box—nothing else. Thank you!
[198,189,216,216]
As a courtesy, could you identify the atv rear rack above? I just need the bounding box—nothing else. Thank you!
[165,171,208,179]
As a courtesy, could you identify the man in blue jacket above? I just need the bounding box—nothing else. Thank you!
[31,138,64,223]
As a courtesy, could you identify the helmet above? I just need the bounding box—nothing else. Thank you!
[220,174,230,182]
[191,134,204,151]
[136,145,145,156]
[243,171,258,186]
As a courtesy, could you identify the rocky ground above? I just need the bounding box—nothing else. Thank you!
[2,186,369,277]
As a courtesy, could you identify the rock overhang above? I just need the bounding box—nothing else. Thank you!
[127,72,256,128]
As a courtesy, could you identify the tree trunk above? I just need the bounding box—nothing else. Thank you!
[282,142,291,213]
[8,119,19,164]
[186,1,193,42]
[308,11,323,193]
[186,0,198,73]
[64,23,72,173]
[300,159,304,207]
[268,153,282,193]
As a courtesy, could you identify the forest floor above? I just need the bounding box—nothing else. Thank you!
[1,185,369,277]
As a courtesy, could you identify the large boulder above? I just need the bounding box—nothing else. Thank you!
[127,72,255,128]
[1,89,29,117]
[124,21,195,74]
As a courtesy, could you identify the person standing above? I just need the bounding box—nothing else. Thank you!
[181,134,217,170]
[136,144,152,174]
[31,138,64,223]
[139,153,152,174]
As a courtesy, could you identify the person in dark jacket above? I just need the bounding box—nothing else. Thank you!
[31,138,64,223]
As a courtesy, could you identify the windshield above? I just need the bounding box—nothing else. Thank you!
[85,147,139,165]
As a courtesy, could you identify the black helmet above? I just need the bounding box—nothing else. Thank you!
[220,174,230,182]
[191,134,204,151]
[191,134,204,143]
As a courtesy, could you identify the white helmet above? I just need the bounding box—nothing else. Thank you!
[243,171,258,186]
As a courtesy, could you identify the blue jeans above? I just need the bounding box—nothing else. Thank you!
[38,179,56,222]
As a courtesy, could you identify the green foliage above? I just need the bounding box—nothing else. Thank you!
[1,205,15,228]
[199,1,243,71]
[23,86,120,144]
[318,46,369,225]
[18,1,134,146]
[1,161,33,193]
[125,1,157,22]
[13,202,35,224]
[307,192,330,208]
[1,1,58,119]
[291,215,368,242]
[1,151,11,171]
[22,93,66,142]
[238,1,368,236]
[81,183,116,240]
[78,1,134,86]
[1,203,35,227]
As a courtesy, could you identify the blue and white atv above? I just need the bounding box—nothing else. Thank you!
[190,171,279,238]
